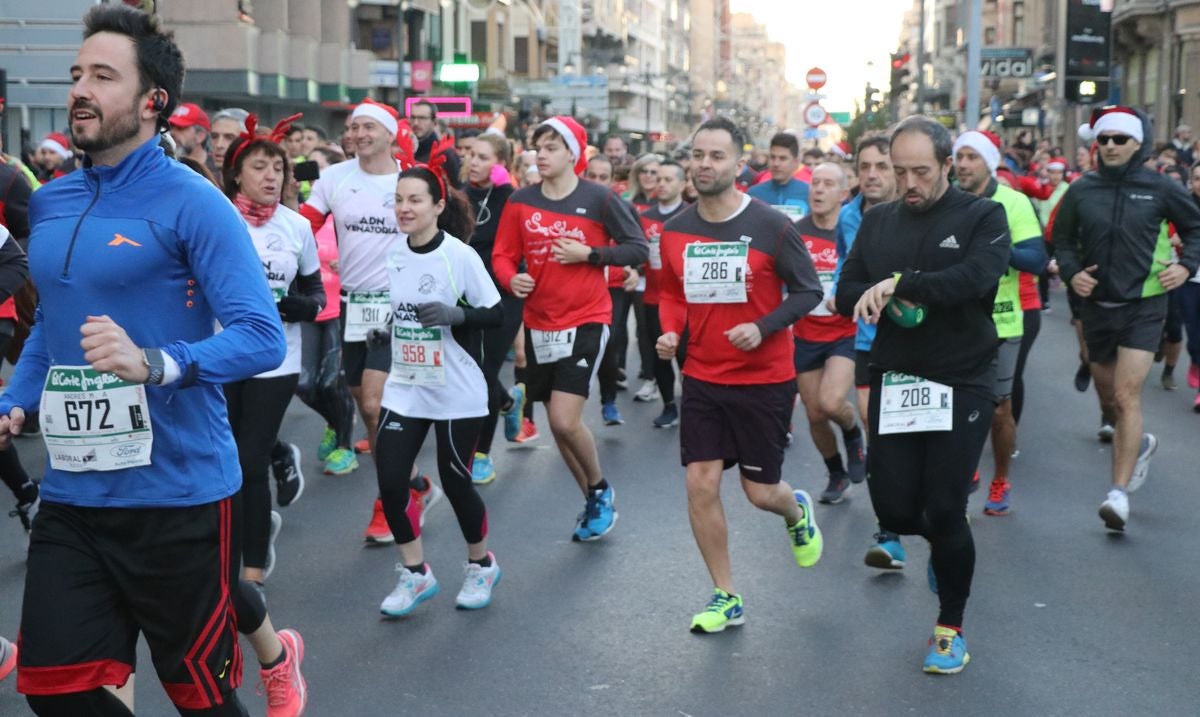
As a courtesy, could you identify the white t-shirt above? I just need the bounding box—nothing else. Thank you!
[305,158,402,292]
[246,206,321,378]
[381,232,501,420]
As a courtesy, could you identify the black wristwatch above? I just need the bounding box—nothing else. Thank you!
[142,348,165,385]
[587,248,602,266]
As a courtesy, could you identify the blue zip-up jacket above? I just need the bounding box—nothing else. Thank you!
[747,177,810,215]
[833,194,876,351]
[0,137,286,508]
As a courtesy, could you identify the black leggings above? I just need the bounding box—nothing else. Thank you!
[477,292,524,454]
[632,291,655,380]
[375,409,488,546]
[224,374,299,569]
[296,319,355,449]
[1011,307,1041,425]
[598,287,634,403]
[642,303,677,404]
[0,442,32,500]
[866,376,995,628]
[28,690,249,717]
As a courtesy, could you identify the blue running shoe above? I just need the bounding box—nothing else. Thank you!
[503,384,526,442]
[575,486,617,541]
[927,554,938,594]
[323,447,358,476]
[864,531,905,569]
[601,402,624,426]
[923,626,970,674]
[317,426,337,462]
[471,452,496,485]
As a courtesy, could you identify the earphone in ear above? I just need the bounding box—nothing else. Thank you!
[149,89,166,113]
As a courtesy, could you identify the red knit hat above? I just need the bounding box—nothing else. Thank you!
[538,116,589,175]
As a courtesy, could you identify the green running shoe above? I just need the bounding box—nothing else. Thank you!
[323,448,358,476]
[689,588,745,634]
[787,489,823,568]
[317,427,337,462]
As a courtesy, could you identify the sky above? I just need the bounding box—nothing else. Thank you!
[729,0,911,113]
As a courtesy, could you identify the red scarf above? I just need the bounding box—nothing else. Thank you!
[234,192,278,227]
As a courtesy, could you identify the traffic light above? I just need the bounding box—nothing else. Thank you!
[1066,78,1109,104]
[864,85,880,122]
[890,52,912,96]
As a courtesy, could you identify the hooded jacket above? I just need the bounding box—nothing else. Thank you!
[1051,109,1200,303]
[0,136,286,508]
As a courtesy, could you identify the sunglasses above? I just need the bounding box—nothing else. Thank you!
[1097,135,1133,146]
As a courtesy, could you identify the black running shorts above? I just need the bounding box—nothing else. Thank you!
[18,499,243,710]
[679,375,796,484]
[524,323,609,402]
[793,336,855,374]
[1080,294,1168,364]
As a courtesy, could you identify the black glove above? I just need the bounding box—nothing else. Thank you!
[416,302,465,328]
[277,294,320,323]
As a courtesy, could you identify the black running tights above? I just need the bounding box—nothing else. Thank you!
[1011,307,1041,425]
[0,442,31,500]
[866,377,995,628]
[598,287,633,403]
[296,319,355,449]
[642,303,676,404]
[224,374,298,569]
[477,292,524,454]
[375,410,487,546]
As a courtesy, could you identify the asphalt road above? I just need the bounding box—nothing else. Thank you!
[2,288,1198,716]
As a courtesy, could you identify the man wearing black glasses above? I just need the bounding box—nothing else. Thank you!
[1052,106,1200,533]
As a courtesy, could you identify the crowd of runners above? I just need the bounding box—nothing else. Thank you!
[1,4,1199,715]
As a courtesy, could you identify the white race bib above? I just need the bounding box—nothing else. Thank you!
[683,242,749,304]
[879,372,953,434]
[531,328,576,364]
[648,235,662,270]
[772,204,806,221]
[40,366,153,472]
[809,271,835,317]
[344,290,391,342]
[389,326,445,386]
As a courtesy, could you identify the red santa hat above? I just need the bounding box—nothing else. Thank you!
[1078,106,1144,144]
[351,98,400,136]
[830,141,851,159]
[39,132,72,160]
[538,116,589,175]
[952,130,1002,174]
[1046,157,1068,171]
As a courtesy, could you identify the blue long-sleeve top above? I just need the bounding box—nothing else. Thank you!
[0,137,286,507]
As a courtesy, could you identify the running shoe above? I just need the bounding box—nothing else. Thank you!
[259,629,307,717]
[689,588,745,634]
[1194,392,1200,413]
[364,499,395,544]
[1190,363,1200,389]
[354,438,371,455]
[864,531,905,569]
[515,418,540,443]
[633,379,659,402]
[787,490,823,567]
[1162,369,1177,391]
[455,553,501,609]
[413,479,444,527]
[0,636,15,683]
[983,478,1011,516]
[272,443,304,508]
[818,471,850,504]
[845,435,867,483]
[263,511,282,580]
[923,626,970,674]
[472,452,496,485]
[652,403,679,428]
[323,448,358,476]
[503,383,526,442]
[574,486,617,541]
[601,402,624,425]
[1127,433,1157,493]
[1074,363,1091,392]
[1098,423,1115,443]
[1099,489,1129,531]
[381,564,439,617]
[317,426,337,462]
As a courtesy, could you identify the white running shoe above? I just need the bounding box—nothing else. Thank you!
[455,552,502,609]
[633,380,659,402]
[1099,489,1129,532]
[1127,433,1157,493]
[380,564,439,617]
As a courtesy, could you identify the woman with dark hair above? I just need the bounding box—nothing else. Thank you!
[222,126,325,587]
[374,162,506,616]
[463,132,526,483]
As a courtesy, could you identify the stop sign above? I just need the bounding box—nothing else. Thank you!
[806,67,827,90]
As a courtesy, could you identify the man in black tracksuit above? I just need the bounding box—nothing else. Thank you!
[836,116,1009,675]
[1051,106,1200,533]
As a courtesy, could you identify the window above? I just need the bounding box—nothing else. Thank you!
[515,37,529,75]
[471,21,487,63]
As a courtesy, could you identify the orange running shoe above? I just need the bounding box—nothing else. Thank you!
[363,498,394,544]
